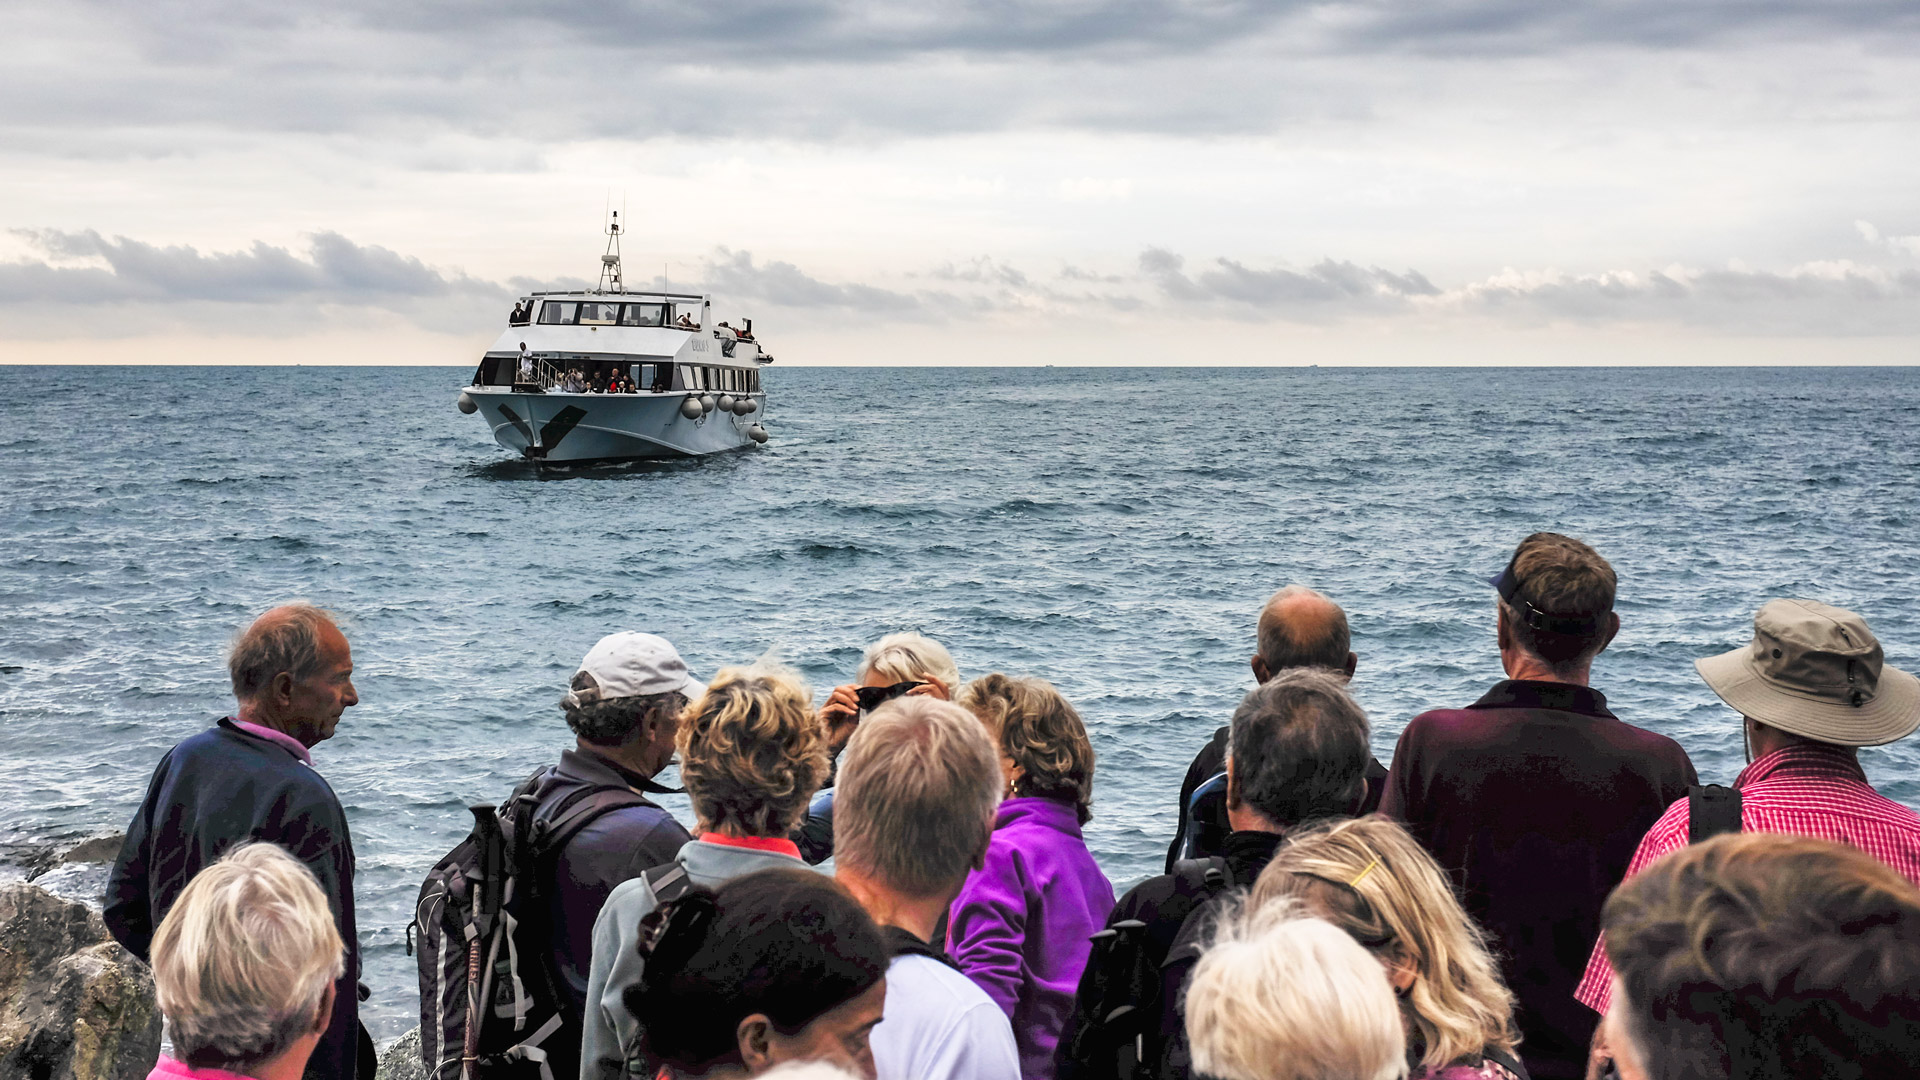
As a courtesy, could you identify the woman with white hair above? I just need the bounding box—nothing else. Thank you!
[1186,903,1408,1080]
[146,842,345,1080]
[796,632,963,862]
[816,632,962,749]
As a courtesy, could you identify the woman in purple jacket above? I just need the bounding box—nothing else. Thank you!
[949,674,1116,1080]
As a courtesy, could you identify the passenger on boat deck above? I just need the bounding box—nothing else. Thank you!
[677,314,698,329]
[563,369,588,393]
[518,343,533,383]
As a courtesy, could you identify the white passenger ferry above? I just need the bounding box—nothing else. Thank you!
[456,213,770,463]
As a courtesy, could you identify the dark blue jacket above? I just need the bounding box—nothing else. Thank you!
[530,747,691,1079]
[105,719,360,1079]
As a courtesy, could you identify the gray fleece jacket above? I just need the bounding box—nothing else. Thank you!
[579,838,813,1080]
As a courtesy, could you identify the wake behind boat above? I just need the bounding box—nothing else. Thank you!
[456,213,771,463]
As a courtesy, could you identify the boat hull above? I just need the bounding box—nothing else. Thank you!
[467,388,763,462]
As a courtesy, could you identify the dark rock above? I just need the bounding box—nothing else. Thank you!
[0,882,161,1080]
[375,1026,428,1080]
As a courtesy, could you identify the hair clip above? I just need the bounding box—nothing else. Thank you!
[1348,856,1381,889]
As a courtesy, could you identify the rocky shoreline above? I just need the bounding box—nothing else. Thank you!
[0,834,424,1080]
[0,833,160,1080]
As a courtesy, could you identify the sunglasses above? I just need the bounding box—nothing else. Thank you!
[854,681,923,711]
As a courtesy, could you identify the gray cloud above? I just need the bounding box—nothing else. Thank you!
[2,1,1909,146]
[5,229,1916,338]
[1453,263,1920,334]
[2,229,506,305]
[1141,248,1441,319]
[701,248,929,313]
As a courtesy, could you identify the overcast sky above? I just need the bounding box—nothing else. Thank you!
[4,0,1918,365]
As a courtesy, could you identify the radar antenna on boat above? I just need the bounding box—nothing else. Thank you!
[598,209,624,294]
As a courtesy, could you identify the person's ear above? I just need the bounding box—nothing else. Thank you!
[311,981,337,1035]
[1343,652,1358,680]
[270,670,296,708]
[1495,605,1513,652]
[1346,777,1369,816]
[1224,757,1242,811]
[1250,655,1272,684]
[737,1014,776,1072]
[1384,950,1418,993]
[1599,612,1621,652]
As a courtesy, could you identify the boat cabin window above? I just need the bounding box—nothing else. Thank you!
[537,299,679,326]
[620,303,667,327]
[671,365,758,393]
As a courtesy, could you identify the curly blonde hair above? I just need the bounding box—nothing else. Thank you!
[957,673,1095,824]
[1250,817,1518,1073]
[677,664,829,838]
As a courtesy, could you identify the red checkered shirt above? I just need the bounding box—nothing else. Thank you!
[1573,741,1920,1015]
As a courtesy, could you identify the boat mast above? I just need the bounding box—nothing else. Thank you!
[598,210,624,294]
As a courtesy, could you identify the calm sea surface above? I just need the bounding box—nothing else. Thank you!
[2,364,1917,1038]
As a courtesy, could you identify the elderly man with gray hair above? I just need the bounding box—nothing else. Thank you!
[145,842,346,1080]
[107,604,366,1079]
[833,695,1022,1080]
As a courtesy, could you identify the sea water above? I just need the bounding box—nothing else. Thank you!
[1,364,1916,1038]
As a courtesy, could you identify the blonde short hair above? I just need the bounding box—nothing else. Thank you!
[858,632,961,694]
[1186,901,1408,1080]
[834,696,1003,897]
[678,663,829,838]
[150,843,344,1070]
[1250,817,1518,1072]
[958,673,1096,824]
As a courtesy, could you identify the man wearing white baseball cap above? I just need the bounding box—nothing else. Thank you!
[529,631,703,1080]
[1574,598,1920,1069]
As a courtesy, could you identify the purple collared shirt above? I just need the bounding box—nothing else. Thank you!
[230,717,312,765]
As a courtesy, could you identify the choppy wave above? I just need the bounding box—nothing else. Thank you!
[1,363,1917,1038]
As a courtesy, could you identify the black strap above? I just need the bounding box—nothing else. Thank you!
[522,767,658,859]
[1688,784,1744,844]
[883,925,960,970]
[1171,855,1234,892]
[1485,1045,1531,1080]
[642,861,696,906]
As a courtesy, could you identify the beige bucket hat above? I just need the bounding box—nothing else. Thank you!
[1695,598,1920,747]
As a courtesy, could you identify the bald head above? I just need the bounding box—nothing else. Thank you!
[1252,586,1355,685]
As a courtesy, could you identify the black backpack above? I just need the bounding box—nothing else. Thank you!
[409,767,656,1080]
[1688,783,1744,843]
[1059,856,1235,1080]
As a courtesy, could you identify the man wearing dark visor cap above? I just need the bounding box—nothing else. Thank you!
[1381,532,1698,1080]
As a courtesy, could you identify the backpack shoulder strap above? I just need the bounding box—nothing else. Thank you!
[883,925,960,970]
[1170,855,1234,892]
[1483,1046,1530,1080]
[531,782,657,858]
[641,859,696,907]
[1688,784,1744,844]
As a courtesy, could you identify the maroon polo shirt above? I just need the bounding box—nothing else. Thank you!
[1380,679,1696,1080]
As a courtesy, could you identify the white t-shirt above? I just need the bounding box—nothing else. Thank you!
[871,954,1022,1080]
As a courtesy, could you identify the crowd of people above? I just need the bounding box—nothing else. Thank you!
[100,532,1920,1080]
[556,366,640,394]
